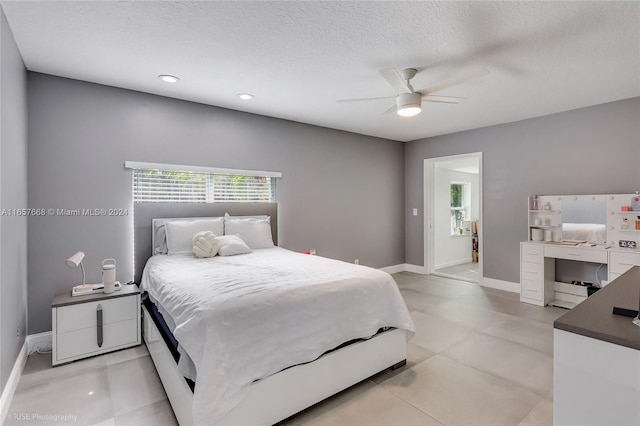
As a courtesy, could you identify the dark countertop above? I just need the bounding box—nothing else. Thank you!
[554,266,640,351]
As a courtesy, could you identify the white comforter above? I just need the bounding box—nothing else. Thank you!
[140,247,414,424]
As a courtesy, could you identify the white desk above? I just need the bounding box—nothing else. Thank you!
[520,241,640,307]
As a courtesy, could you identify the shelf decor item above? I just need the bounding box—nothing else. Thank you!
[531,228,543,241]
[531,195,539,210]
[102,258,116,294]
[619,240,637,249]
[632,192,640,211]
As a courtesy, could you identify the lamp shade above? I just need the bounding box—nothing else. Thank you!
[65,251,85,268]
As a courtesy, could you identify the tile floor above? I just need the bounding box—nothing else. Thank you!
[4,345,176,426]
[434,262,480,283]
[5,272,564,426]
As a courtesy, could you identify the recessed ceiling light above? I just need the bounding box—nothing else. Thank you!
[158,75,180,83]
[237,93,254,100]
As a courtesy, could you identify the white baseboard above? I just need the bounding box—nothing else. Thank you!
[379,264,428,275]
[0,332,53,424]
[379,264,405,274]
[434,258,473,270]
[26,331,52,354]
[0,341,28,424]
[403,264,428,274]
[383,265,518,295]
[481,277,520,294]
[380,263,427,275]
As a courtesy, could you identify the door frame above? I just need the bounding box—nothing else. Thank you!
[424,152,483,282]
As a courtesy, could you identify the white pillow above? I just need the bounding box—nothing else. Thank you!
[192,231,220,258]
[165,218,224,255]
[224,212,270,222]
[217,235,252,256]
[154,224,169,255]
[224,218,274,249]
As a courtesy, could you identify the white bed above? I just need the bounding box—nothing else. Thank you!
[136,208,414,425]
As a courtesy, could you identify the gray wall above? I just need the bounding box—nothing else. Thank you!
[0,6,28,393]
[405,97,640,283]
[27,73,405,334]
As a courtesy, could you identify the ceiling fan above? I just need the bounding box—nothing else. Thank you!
[337,67,489,117]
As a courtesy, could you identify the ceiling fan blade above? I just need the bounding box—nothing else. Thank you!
[379,68,411,93]
[419,68,489,95]
[337,96,396,103]
[383,103,397,115]
[422,95,465,104]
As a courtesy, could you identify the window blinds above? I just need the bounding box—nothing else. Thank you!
[128,163,279,203]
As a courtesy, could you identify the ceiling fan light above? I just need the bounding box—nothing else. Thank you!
[158,74,180,83]
[396,92,422,117]
[397,106,421,117]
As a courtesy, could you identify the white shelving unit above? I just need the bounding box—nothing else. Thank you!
[607,195,640,250]
[527,196,562,242]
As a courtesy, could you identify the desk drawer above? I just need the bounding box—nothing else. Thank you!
[608,272,622,284]
[544,246,607,264]
[521,243,544,264]
[521,262,543,282]
[521,279,543,301]
[609,251,640,274]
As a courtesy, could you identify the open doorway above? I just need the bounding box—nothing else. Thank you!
[424,153,482,283]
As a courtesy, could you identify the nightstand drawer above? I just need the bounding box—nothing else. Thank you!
[521,262,543,282]
[521,243,544,264]
[56,318,138,361]
[57,296,138,333]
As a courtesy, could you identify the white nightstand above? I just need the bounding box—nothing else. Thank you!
[51,284,141,366]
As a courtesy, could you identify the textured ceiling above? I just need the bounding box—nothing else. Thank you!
[2,1,639,142]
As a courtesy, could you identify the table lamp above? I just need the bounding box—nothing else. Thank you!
[66,251,86,286]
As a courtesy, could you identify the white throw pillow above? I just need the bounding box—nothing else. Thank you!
[192,231,220,258]
[165,218,224,255]
[224,218,274,249]
[217,235,252,256]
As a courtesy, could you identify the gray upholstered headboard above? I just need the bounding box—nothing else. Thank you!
[133,202,278,284]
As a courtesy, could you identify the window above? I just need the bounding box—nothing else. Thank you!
[450,182,470,235]
[126,162,280,203]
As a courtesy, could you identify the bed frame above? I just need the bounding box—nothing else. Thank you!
[134,202,408,425]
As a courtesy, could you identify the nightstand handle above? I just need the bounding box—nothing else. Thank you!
[97,304,103,348]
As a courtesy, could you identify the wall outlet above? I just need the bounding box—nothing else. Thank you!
[16,326,20,340]
[413,208,418,216]
[354,259,359,265]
